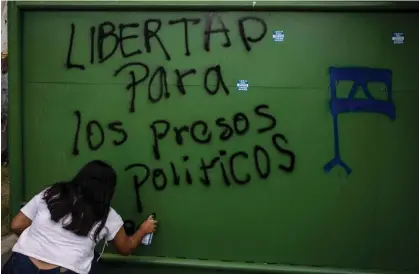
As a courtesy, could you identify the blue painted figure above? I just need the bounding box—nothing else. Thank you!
[324,67,396,175]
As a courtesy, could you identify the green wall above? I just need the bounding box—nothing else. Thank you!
[9,2,419,274]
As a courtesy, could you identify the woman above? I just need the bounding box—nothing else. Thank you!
[2,160,157,274]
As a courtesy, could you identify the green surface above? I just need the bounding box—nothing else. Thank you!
[97,254,415,274]
[9,1,419,273]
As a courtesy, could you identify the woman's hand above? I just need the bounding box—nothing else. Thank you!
[139,215,158,234]
[113,215,158,256]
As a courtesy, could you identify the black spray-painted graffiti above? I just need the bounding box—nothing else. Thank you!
[127,105,295,207]
[66,14,292,235]
[66,15,267,112]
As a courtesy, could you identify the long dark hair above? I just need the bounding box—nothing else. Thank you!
[43,160,117,242]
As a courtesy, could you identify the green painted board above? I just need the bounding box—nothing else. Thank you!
[10,4,419,273]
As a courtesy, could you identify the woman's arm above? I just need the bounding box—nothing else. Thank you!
[11,192,43,235]
[11,212,32,236]
[112,215,157,256]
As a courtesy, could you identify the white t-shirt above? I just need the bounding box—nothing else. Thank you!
[12,189,124,274]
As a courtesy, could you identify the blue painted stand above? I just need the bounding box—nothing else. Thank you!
[324,67,396,176]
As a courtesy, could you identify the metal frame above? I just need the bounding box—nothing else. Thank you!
[10,1,419,11]
[7,1,419,273]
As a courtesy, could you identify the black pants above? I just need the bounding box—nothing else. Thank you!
[2,252,101,274]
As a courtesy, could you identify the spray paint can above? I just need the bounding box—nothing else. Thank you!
[141,213,156,246]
